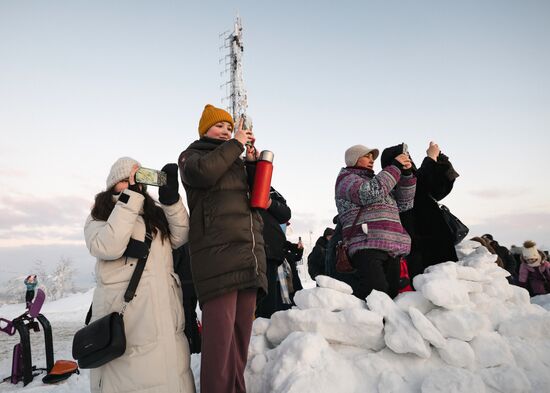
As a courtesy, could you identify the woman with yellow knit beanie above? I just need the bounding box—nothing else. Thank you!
[178,104,267,393]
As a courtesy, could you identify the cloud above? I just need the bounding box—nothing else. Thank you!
[0,195,90,228]
[470,189,524,199]
[0,168,28,177]
[467,211,550,249]
[0,194,91,247]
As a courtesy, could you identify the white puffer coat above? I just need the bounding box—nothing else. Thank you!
[84,189,195,393]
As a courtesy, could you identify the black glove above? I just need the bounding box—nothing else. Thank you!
[128,183,142,193]
[159,163,180,205]
[391,158,411,175]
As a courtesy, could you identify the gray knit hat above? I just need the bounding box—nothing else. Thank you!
[106,157,140,190]
[344,145,379,167]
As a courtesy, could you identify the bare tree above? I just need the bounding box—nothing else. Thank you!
[0,275,27,304]
[50,257,75,300]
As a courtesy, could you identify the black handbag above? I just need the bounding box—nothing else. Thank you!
[72,224,152,369]
[439,204,469,245]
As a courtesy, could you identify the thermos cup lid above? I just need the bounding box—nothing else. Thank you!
[259,150,274,163]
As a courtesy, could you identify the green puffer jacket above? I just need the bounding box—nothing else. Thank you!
[178,137,267,305]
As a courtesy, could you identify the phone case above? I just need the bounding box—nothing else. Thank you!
[135,167,167,187]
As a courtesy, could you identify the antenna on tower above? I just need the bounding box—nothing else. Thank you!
[219,16,250,127]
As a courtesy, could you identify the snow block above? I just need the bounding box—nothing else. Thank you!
[315,275,353,295]
[367,290,431,358]
[395,291,436,315]
[498,313,550,339]
[421,366,485,393]
[470,332,514,368]
[424,262,458,279]
[265,308,385,350]
[293,287,366,311]
[378,370,410,393]
[252,317,270,336]
[408,306,446,349]
[479,365,531,393]
[427,308,490,341]
[437,338,475,369]
[531,293,550,311]
[263,332,357,393]
[419,278,472,309]
[455,265,488,282]
[249,334,271,357]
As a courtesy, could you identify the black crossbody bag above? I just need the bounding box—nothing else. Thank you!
[72,224,152,369]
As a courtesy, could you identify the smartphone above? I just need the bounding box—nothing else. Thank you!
[135,167,167,187]
[241,114,253,130]
[402,143,408,155]
[240,114,255,147]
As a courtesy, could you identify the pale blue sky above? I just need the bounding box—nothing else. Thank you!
[1,0,549,283]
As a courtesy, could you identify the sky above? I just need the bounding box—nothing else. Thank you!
[0,0,549,286]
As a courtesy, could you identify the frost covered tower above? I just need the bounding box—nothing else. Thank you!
[220,16,248,123]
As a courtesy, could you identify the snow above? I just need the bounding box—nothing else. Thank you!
[2,241,550,392]
[293,286,366,311]
[315,275,354,295]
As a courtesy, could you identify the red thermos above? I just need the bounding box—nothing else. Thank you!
[250,150,274,209]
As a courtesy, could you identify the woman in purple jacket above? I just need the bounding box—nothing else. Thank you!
[335,144,416,300]
[518,241,550,296]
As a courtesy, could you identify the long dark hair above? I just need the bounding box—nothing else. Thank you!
[90,188,170,242]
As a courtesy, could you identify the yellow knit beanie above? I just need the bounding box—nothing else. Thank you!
[198,104,234,137]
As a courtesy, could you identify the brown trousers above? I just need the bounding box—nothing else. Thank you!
[200,289,257,393]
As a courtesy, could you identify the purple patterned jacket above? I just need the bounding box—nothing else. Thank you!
[335,165,416,258]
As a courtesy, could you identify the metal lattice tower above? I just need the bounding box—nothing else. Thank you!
[220,16,248,124]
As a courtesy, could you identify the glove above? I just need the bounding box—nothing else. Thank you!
[159,163,180,205]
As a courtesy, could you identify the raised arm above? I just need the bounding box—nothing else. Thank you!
[179,139,244,188]
[84,189,144,260]
[336,165,401,206]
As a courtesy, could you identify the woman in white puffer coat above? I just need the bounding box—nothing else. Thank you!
[84,157,195,393]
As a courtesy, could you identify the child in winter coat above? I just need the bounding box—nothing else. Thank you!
[85,157,195,393]
[518,240,550,296]
[335,144,416,300]
[178,104,267,393]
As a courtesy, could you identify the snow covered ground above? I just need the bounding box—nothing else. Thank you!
[1,240,549,392]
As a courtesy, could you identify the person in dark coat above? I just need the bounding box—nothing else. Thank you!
[284,238,304,303]
[179,104,267,393]
[252,186,292,319]
[510,245,523,277]
[173,244,201,354]
[384,142,460,281]
[308,227,335,280]
[482,234,518,283]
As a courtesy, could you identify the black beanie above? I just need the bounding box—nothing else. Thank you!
[381,144,404,168]
[381,143,417,171]
[323,227,335,237]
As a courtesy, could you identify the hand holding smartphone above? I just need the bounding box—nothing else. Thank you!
[135,167,167,187]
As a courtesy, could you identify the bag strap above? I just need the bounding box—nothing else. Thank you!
[340,205,365,246]
[123,222,152,307]
[84,222,153,324]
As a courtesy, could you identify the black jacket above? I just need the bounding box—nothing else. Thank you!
[285,241,304,294]
[398,153,459,277]
[261,188,291,262]
[308,236,329,280]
